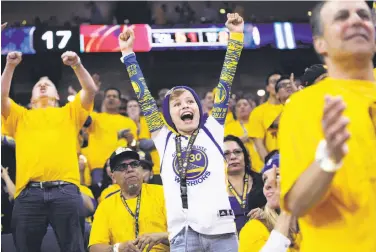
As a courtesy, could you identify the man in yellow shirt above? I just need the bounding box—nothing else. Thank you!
[247,72,283,163]
[83,88,138,197]
[89,147,169,252]
[275,75,298,105]
[225,97,264,172]
[279,1,376,252]
[1,50,97,251]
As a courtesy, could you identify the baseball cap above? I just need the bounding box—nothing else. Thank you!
[138,150,154,171]
[301,64,327,87]
[261,153,280,174]
[109,147,140,172]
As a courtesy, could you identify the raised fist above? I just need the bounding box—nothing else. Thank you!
[61,51,81,67]
[6,52,22,67]
[118,26,135,54]
[1,22,7,31]
[225,13,244,33]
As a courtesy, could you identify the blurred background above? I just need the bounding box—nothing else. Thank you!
[1,1,326,108]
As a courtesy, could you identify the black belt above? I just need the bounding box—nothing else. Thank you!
[27,181,72,189]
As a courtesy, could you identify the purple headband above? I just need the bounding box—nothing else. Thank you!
[162,86,206,133]
[262,153,280,174]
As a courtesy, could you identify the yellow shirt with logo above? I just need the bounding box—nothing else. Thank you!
[89,184,168,251]
[247,101,283,153]
[98,184,121,204]
[2,92,92,198]
[279,78,376,252]
[224,120,264,172]
[85,112,138,170]
[239,219,300,252]
[139,116,161,175]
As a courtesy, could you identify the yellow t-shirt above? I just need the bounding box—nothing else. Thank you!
[225,111,235,126]
[79,185,96,224]
[279,78,376,252]
[247,101,283,153]
[85,112,138,170]
[98,184,121,204]
[239,219,300,252]
[224,120,264,172]
[2,93,92,198]
[89,184,168,251]
[139,116,161,175]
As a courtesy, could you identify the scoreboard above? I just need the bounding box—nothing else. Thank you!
[1,22,313,55]
[1,26,79,55]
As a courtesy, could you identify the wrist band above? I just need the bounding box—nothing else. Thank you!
[112,243,120,252]
[71,59,81,70]
[315,140,343,173]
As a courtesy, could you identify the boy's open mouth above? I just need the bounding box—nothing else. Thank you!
[180,112,194,121]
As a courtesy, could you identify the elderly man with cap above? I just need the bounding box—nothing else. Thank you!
[89,147,169,252]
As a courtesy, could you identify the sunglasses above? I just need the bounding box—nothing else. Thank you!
[114,160,141,172]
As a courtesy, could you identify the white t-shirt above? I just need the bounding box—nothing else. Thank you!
[154,116,236,240]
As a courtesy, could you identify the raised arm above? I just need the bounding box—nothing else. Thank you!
[61,51,98,110]
[1,52,22,118]
[212,13,244,125]
[118,28,164,139]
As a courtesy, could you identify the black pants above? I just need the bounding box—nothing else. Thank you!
[11,184,85,252]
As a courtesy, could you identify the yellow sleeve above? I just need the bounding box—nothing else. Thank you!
[66,91,94,132]
[2,99,27,138]
[279,92,324,211]
[239,220,270,252]
[139,117,151,139]
[247,107,266,139]
[89,202,110,246]
[79,185,94,199]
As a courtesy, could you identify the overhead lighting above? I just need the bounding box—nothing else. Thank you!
[219,8,226,14]
[257,89,266,97]
[308,11,312,16]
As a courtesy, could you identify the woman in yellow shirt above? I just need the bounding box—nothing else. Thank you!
[239,151,300,252]
[225,97,264,172]
[126,98,162,184]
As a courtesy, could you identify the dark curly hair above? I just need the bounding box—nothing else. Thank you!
[224,135,257,177]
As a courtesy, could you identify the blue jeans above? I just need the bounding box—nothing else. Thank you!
[170,227,238,252]
[11,184,85,252]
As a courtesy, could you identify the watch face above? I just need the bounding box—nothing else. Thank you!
[33,27,79,53]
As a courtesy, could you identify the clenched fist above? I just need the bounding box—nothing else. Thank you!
[1,22,7,31]
[118,26,135,54]
[6,52,22,67]
[61,51,81,67]
[225,13,244,33]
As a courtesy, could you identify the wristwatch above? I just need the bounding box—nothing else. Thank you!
[315,140,343,173]
[112,243,120,252]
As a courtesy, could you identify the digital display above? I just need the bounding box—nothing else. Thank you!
[1,27,36,55]
[1,22,319,55]
[33,27,80,53]
[79,24,151,53]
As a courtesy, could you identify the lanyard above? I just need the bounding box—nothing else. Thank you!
[120,193,141,238]
[175,129,200,209]
[228,173,249,209]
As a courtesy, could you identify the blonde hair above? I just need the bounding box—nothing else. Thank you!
[168,88,187,102]
[261,206,298,249]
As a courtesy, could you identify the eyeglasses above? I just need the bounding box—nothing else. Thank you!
[114,160,141,172]
[224,149,243,159]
